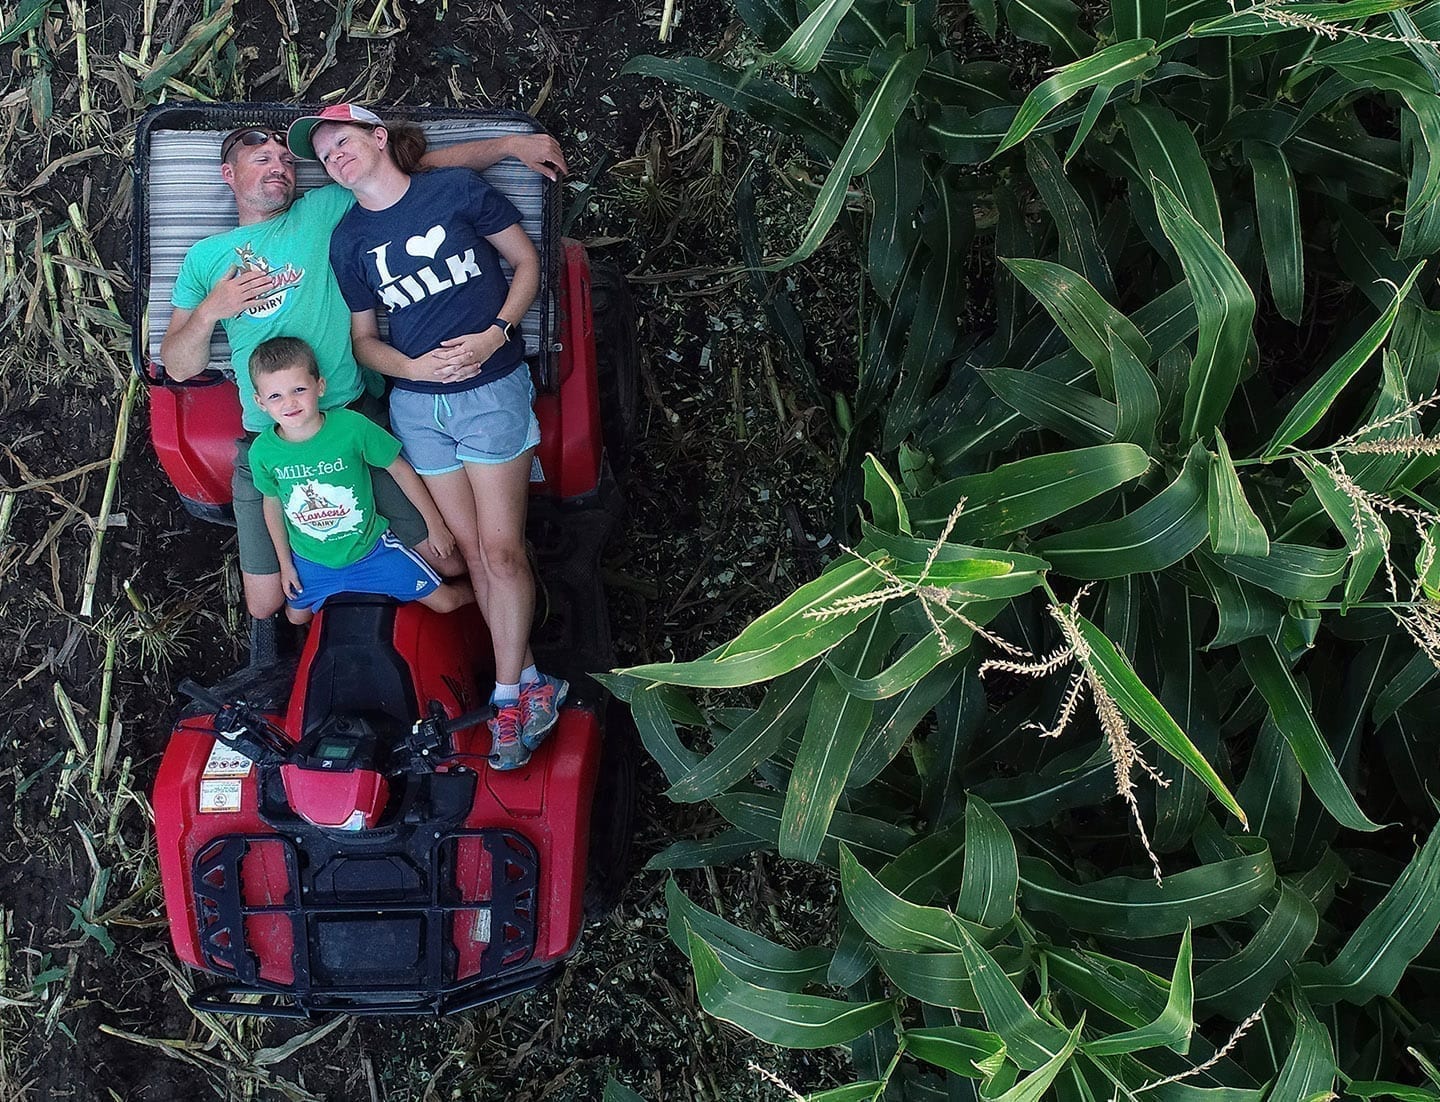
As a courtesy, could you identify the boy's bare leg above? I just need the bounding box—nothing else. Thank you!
[419,579,475,614]
[284,605,313,626]
[242,570,286,620]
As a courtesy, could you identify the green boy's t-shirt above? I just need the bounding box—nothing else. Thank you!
[170,184,381,432]
[248,409,402,568]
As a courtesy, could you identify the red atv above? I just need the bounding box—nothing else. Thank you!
[133,104,637,1016]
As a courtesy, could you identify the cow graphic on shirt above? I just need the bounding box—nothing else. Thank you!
[233,243,304,318]
[285,479,362,539]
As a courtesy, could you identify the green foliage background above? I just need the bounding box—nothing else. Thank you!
[612,0,1440,1097]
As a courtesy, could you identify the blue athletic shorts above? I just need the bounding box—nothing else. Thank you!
[389,369,542,476]
[287,530,441,612]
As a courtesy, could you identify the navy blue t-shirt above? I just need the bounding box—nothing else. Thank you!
[330,167,524,393]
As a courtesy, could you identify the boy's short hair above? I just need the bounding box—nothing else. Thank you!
[250,336,320,387]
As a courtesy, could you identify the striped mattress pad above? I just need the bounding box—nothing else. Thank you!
[144,117,554,377]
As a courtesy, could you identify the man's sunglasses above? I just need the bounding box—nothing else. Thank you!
[219,128,288,163]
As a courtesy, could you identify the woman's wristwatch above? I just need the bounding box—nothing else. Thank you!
[492,319,515,342]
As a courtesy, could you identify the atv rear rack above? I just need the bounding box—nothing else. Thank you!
[189,826,554,1018]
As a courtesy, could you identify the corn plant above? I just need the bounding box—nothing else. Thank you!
[610,0,1440,1097]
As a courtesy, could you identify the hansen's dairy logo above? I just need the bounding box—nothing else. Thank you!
[285,479,362,539]
[235,243,303,317]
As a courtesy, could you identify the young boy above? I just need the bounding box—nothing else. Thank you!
[247,336,473,624]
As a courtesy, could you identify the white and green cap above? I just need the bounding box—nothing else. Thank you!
[286,103,384,160]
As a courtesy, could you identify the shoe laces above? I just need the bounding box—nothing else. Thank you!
[491,704,521,745]
[521,679,554,709]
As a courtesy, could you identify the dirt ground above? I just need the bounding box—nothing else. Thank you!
[0,1,856,1098]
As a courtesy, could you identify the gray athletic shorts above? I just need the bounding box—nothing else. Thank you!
[389,368,541,476]
[232,393,426,576]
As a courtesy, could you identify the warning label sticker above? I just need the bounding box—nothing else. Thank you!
[199,778,243,814]
[203,741,253,778]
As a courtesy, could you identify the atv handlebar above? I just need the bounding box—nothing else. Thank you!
[178,678,292,764]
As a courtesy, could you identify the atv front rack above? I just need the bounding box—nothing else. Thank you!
[188,826,555,1017]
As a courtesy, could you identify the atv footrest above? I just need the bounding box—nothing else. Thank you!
[190,826,544,1016]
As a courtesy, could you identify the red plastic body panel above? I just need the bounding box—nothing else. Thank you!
[152,601,601,991]
[279,765,388,829]
[147,240,603,512]
[148,377,244,511]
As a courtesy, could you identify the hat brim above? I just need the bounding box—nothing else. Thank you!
[285,117,326,161]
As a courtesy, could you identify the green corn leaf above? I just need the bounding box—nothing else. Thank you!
[1073,613,1248,828]
[804,1085,887,1102]
[1296,821,1440,1003]
[919,663,985,829]
[1207,432,1270,556]
[957,797,1020,929]
[979,367,1118,444]
[603,1078,646,1102]
[1114,0,1169,42]
[1033,443,1211,579]
[839,843,998,952]
[619,57,841,158]
[1237,637,1384,832]
[781,631,884,860]
[1188,0,1411,37]
[956,926,1074,1069]
[665,662,823,802]
[665,879,832,992]
[1327,55,1440,211]
[868,139,925,301]
[1046,947,1167,1026]
[1234,718,1302,863]
[1196,882,1319,1019]
[1111,336,1162,450]
[1266,997,1337,1101]
[1346,1083,1440,1101]
[1215,542,1350,601]
[848,661,963,782]
[1372,650,1436,725]
[1262,263,1422,457]
[912,443,1150,535]
[712,790,912,865]
[770,0,857,71]
[993,40,1159,158]
[1026,141,1116,296]
[1001,258,1150,396]
[903,1024,1008,1079]
[1081,925,1194,1056]
[771,48,929,268]
[1018,840,1276,936]
[976,746,1117,827]
[1152,180,1256,444]
[685,929,894,1048]
[875,944,1029,1011]
[986,1019,1084,1102]
[862,453,910,534]
[0,0,52,46]
[1064,83,1113,164]
[1003,0,1095,58]
[1246,140,1304,324]
[1292,453,1387,609]
[645,829,767,871]
[1121,101,1223,244]
[630,683,702,786]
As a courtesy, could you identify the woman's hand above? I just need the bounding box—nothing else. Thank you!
[430,327,510,383]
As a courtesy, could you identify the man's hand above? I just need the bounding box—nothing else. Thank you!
[507,134,568,181]
[426,520,456,561]
[204,265,272,320]
[279,562,303,601]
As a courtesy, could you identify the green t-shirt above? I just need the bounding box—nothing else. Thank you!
[248,409,402,568]
[170,184,382,432]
